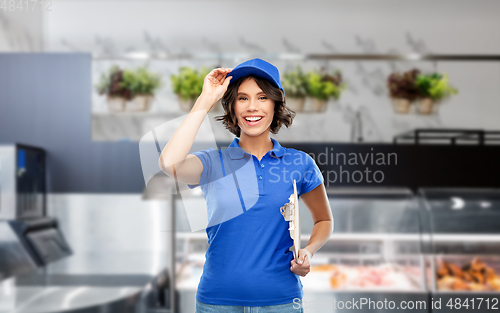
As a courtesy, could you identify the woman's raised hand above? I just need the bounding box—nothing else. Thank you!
[201,68,232,105]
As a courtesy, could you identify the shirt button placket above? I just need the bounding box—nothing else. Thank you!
[258,161,265,193]
[254,157,263,194]
[259,158,265,190]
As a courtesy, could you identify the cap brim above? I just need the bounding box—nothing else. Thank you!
[226,66,278,89]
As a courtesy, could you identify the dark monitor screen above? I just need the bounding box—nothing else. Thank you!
[16,145,45,219]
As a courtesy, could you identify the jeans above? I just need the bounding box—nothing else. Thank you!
[195,298,304,313]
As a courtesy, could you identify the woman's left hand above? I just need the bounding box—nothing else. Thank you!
[290,248,312,277]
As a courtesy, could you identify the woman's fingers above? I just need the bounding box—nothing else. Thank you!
[207,76,217,85]
[222,76,232,87]
[290,258,310,277]
[215,68,230,75]
[208,72,221,84]
[209,69,218,77]
[208,69,221,79]
[207,68,232,86]
[216,71,225,82]
[210,69,223,83]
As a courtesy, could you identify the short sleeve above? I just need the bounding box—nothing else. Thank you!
[187,148,216,189]
[300,153,324,195]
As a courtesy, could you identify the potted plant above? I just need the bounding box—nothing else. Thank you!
[387,69,420,114]
[95,65,133,112]
[416,73,458,114]
[124,66,162,112]
[171,66,212,112]
[305,69,345,113]
[282,66,307,112]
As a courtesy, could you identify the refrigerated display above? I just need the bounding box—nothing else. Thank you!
[173,187,500,313]
[301,188,424,293]
[419,188,500,312]
[174,187,428,313]
[296,188,428,313]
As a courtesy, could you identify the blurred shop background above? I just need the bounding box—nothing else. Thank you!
[1,1,500,312]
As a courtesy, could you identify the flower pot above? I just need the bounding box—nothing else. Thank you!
[106,96,126,112]
[310,98,327,113]
[418,97,435,115]
[178,96,196,112]
[127,94,153,112]
[286,97,306,112]
[391,98,411,114]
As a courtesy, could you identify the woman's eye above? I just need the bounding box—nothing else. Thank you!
[238,97,247,101]
[259,96,267,100]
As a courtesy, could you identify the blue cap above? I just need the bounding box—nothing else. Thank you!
[226,58,285,97]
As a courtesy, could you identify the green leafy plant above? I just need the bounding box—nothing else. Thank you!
[95,65,133,100]
[95,65,162,99]
[282,66,307,98]
[387,69,420,101]
[416,73,458,101]
[305,69,346,101]
[170,66,209,101]
[123,66,162,96]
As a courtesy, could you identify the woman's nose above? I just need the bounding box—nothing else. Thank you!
[246,98,258,111]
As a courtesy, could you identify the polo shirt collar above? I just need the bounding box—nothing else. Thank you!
[227,137,285,159]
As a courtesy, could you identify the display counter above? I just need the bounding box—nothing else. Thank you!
[174,187,428,312]
[173,187,500,313]
[0,247,170,313]
[299,187,427,312]
[419,188,500,313]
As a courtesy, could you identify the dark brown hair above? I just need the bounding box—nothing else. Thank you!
[215,75,295,137]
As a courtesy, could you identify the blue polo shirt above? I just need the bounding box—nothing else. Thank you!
[187,137,324,306]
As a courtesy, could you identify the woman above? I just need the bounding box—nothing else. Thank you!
[159,58,333,312]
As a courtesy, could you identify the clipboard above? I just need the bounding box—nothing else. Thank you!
[280,179,300,260]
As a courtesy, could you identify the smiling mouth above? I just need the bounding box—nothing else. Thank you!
[244,116,263,122]
[243,116,264,127]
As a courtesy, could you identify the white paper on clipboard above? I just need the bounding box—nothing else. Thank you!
[280,179,300,260]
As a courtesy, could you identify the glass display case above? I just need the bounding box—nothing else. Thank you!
[299,187,427,313]
[419,188,500,312]
[302,188,422,290]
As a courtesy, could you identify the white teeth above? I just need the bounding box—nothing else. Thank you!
[245,117,262,122]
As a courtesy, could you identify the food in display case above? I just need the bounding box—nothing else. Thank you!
[303,263,421,291]
[436,257,500,291]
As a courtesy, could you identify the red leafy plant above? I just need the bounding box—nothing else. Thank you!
[387,69,420,101]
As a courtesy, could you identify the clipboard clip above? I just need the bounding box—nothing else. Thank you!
[280,194,296,226]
